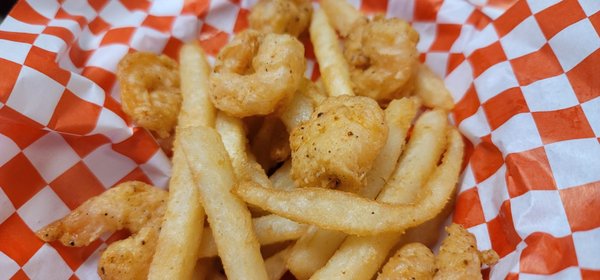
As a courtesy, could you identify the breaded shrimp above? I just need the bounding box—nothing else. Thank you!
[210,30,306,118]
[117,52,181,138]
[377,243,436,280]
[344,16,419,102]
[249,0,313,37]
[37,181,167,280]
[289,95,387,192]
[434,224,499,280]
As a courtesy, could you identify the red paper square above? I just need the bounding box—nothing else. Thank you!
[198,24,230,57]
[534,0,587,40]
[0,31,38,44]
[360,0,387,14]
[470,140,504,183]
[8,0,50,25]
[0,58,22,103]
[162,37,183,61]
[520,233,578,274]
[55,8,87,29]
[0,214,44,266]
[50,161,106,209]
[429,24,462,52]
[506,273,519,280]
[0,108,47,149]
[510,44,564,86]
[469,41,507,77]
[566,48,600,103]
[100,27,135,46]
[582,269,600,280]
[88,0,109,12]
[142,15,175,33]
[88,17,111,35]
[233,8,249,33]
[62,134,110,158]
[453,85,480,125]
[493,0,531,37]
[111,128,160,164]
[505,147,557,198]
[25,47,71,85]
[483,87,529,130]
[0,153,47,208]
[560,181,600,232]
[532,105,595,145]
[115,167,152,185]
[446,53,465,74]
[43,26,75,45]
[82,66,117,94]
[52,239,102,270]
[414,0,440,21]
[47,90,102,135]
[487,200,522,257]
[467,9,492,30]
[590,12,600,37]
[10,270,29,280]
[453,187,486,228]
[68,44,93,68]
[120,0,150,11]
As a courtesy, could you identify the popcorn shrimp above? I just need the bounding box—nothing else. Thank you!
[117,52,181,138]
[344,17,420,102]
[289,96,387,192]
[249,0,313,37]
[210,30,306,118]
[37,181,167,280]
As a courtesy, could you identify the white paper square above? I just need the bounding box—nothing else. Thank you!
[23,132,80,183]
[130,27,170,53]
[305,60,315,79]
[481,6,504,20]
[412,22,437,52]
[6,66,64,126]
[86,45,130,72]
[527,0,561,13]
[425,53,449,78]
[386,0,414,21]
[33,33,68,54]
[521,74,580,112]
[17,186,70,232]
[140,150,172,189]
[549,18,600,72]
[205,0,240,34]
[457,164,476,193]
[473,61,519,102]
[99,1,146,27]
[476,166,510,221]
[83,144,137,188]
[0,39,32,64]
[48,18,82,35]
[500,16,547,60]
[450,25,477,53]
[437,0,475,24]
[0,188,15,225]
[0,16,46,34]
[520,267,581,280]
[74,245,104,280]
[76,27,103,51]
[0,251,20,280]
[149,0,184,16]
[26,0,60,19]
[23,244,73,280]
[463,24,499,57]
[66,73,106,106]
[489,242,526,280]
[581,97,600,137]
[510,190,571,238]
[58,55,81,73]
[573,228,600,269]
[61,0,97,21]
[491,113,543,156]
[445,61,473,103]
[468,223,493,250]
[172,15,198,42]
[579,0,600,16]
[88,108,132,143]
[545,138,600,190]
[458,107,491,146]
[0,134,20,167]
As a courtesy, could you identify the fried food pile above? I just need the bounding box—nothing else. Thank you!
[37,0,498,279]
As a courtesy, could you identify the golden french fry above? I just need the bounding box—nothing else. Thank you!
[265,246,293,280]
[287,97,420,278]
[269,160,297,190]
[198,215,307,258]
[148,43,213,280]
[310,9,354,97]
[377,243,436,280]
[320,0,365,36]
[415,64,454,111]
[180,126,268,280]
[310,128,463,280]
[280,78,323,131]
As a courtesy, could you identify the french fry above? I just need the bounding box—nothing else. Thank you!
[269,160,297,190]
[310,9,354,97]
[320,0,365,36]
[415,64,454,111]
[287,97,420,278]
[235,110,451,236]
[198,215,307,258]
[148,43,213,280]
[180,126,268,280]
[265,246,293,280]
[310,128,463,280]
[280,79,322,131]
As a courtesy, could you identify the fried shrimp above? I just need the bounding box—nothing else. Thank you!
[377,243,436,280]
[249,0,313,37]
[36,181,167,280]
[118,52,181,138]
[344,17,420,102]
[434,224,499,280]
[289,96,387,191]
[210,30,306,118]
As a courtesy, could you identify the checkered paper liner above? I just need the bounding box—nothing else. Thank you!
[0,0,599,279]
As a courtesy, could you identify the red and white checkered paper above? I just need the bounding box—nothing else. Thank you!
[0,0,598,279]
